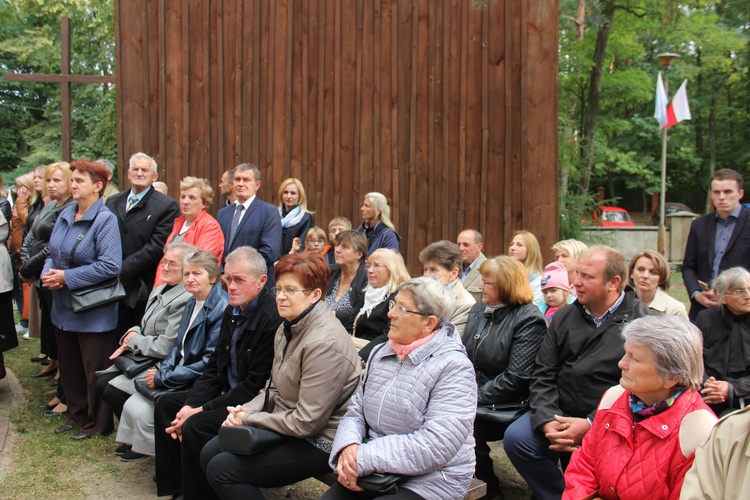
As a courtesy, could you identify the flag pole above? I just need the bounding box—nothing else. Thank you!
[656,53,679,256]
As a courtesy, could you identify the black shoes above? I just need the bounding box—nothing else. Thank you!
[54,424,75,434]
[120,449,147,462]
[114,443,132,456]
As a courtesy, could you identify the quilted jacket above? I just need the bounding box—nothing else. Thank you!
[563,386,717,500]
[329,323,477,500]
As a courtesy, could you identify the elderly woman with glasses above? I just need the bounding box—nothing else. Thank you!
[563,315,717,500]
[696,267,750,415]
[320,277,477,500]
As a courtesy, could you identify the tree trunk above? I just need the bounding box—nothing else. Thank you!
[706,97,717,213]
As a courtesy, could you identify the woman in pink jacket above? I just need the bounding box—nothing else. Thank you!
[563,315,717,500]
[154,177,224,286]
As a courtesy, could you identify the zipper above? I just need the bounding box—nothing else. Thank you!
[376,359,405,430]
[473,318,494,361]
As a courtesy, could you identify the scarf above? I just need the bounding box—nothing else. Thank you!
[389,330,438,361]
[360,285,390,318]
[630,390,684,422]
[483,303,505,316]
[279,205,306,228]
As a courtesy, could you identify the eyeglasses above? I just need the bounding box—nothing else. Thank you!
[727,288,750,297]
[271,287,311,297]
[161,259,180,269]
[305,239,326,245]
[388,299,430,317]
[365,262,386,270]
[480,280,495,287]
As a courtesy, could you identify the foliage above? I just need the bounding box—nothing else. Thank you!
[0,0,115,182]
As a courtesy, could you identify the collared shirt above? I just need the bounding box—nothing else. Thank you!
[233,195,256,227]
[713,205,743,281]
[127,186,152,208]
[462,256,480,281]
[583,291,625,329]
[227,293,261,388]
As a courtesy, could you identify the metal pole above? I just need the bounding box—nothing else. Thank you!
[657,68,670,256]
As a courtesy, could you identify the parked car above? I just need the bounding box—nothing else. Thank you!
[651,202,694,226]
[593,206,635,227]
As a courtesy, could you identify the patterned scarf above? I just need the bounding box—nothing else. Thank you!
[629,390,684,422]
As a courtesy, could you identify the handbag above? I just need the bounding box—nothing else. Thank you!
[66,210,126,313]
[358,473,409,496]
[133,377,185,402]
[474,400,529,426]
[218,426,287,455]
[112,353,158,378]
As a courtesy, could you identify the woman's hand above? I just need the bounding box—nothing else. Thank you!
[336,444,363,492]
[221,405,248,427]
[109,345,126,360]
[17,185,30,201]
[41,269,66,290]
[701,376,730,405]
[109,331,135,360]
[145,368,157,389]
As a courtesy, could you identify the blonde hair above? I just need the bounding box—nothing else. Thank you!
[512,230,543,276]
[364,192,395,230]
[277,178,313,213]
[180,176,214,205]
[479,255,535,306]
[551,239,588,262]
[305,226,327,241]
[44,162,73,200]
[16,172,38,205]
[368,248,411,293]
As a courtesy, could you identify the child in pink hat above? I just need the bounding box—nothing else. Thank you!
[538,261,573,324]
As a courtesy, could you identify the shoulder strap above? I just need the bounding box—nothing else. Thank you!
[67,208,102,265]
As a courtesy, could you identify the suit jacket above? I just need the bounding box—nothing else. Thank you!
[682,208,750,320]
[105,187,179,290]
[216,198,282,288]
[184,287,281,411]
[462,252,487,302]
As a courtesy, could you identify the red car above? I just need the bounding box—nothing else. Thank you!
[593,206,635,227]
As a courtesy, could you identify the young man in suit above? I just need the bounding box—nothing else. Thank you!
[682,169,750,321]
[105,153,179,335]
[215,163,281,290]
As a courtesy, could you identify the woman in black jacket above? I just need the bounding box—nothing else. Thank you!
[326,230,368,332]
[462,255,548,500]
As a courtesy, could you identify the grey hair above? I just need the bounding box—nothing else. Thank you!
[364,192,395,230]
[225,246,267,279]
[713,267,750,304]
[129,152,158,173]
[396,276,456,327]
[621,315,704,392]
[163,242,197,263]
[153,181,169,195]
[225,168,235,182]
[183,248,220,284]
[97,158,115,174]
[235,163,261,181]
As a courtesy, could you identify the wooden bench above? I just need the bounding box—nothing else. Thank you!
[316,473,487,499]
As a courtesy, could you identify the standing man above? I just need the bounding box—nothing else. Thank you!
[457,228,487,302]
[153,247,279,499]
[503,246,651,500]
[683,169,750,321]
[216,163,281,289]
[106,153,179,334]
[219,169,236,206]
[97,158,119,201]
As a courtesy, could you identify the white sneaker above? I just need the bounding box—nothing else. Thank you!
[15,324,28,335]
[22,332,31,340]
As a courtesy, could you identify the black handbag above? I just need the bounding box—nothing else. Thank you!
[358,473,409,495]
[218,426,287,455]
[474,400,529,426]
[133,377,185,402]
[112,353,158,378]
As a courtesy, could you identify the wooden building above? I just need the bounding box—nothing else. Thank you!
[115,0,558,271]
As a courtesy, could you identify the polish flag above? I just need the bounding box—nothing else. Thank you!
[665,79,691,128]
[654,72,669,129]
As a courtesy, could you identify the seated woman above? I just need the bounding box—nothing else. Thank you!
[327,230,369,332]
[357,192,400,254]
[419,240,476,336]
[551,238,588,286]
[277,177,314,255]
[321,277,477,500]
[697,267,750,415]
[200,252,361,499]
[352,249,410,359]
[153,177,224,286]
[463,256,547,499]
[114,249,228,461]
[96,242,194,430]
[509,230,544,305]
[628,250,687,319]
[563,315,717,500]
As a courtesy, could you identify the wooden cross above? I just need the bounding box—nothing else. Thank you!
[3,16,116,161]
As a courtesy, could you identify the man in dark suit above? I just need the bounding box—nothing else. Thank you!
[216,163,281,289]
[683,168,750,321]
[152,246,280,499]
[105,153,179,334]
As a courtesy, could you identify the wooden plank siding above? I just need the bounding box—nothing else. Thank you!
[115,0,558,272]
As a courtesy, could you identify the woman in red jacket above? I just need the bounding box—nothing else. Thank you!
[563,315,717,500]
[154,177,224,286]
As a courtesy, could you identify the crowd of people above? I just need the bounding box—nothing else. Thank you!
[1,157,750,499]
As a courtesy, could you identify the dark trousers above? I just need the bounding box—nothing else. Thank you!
[56,327,117,435]
[95,371,130,420]
[154,391,229,498]
[38,287,56,358]
[200,434,331,500]
[473,417,510,498]
[503,412,570,500]
[320,482,425,500]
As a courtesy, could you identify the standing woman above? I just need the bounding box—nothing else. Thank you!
[41,160,122,439]
[154,177,224,286]
[20,163,76,374]
[0,197,18,379]
[327,230,369,332]
[9,173,35,335]
[277,178,314,255]
[357,192,400,255]
[628,250,687,319]
[509,230,545,306]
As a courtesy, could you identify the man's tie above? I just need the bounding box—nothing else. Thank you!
[229,204,245,243]
[127,194,138,212]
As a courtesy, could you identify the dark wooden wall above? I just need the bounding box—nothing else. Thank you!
[115,0,558,272]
